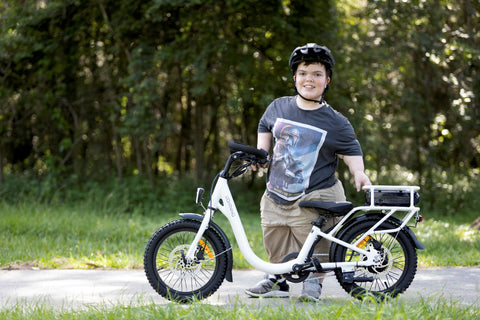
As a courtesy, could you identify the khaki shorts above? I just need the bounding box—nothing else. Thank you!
[260,180,346,263]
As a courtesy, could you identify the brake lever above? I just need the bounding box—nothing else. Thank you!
[231,165,248,177]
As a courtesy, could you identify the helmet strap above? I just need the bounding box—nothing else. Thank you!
[293,84,325,104]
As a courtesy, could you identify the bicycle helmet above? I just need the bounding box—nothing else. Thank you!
[289,43,336,104]
[288,43,335,79]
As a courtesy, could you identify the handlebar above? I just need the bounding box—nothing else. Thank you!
[220,141,269,179]
[227,140,269,163]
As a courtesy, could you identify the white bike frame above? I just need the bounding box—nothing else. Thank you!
[185,179,420,275]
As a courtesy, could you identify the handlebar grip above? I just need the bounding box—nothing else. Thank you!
[227,140,268,162]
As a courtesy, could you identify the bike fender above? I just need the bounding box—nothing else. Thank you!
[340,213,425,250]
[179,213,234,282]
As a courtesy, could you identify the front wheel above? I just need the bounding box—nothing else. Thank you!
[144,219,228,303]
[331,219,417,300]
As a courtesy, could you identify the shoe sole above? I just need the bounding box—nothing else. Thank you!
[245,290,290,298]
[298,294,320,302]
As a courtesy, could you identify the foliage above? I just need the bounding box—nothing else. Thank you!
[332,0,480,205]
[0,0,479,211]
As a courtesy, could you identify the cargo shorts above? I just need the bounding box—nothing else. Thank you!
[260,180,346,264]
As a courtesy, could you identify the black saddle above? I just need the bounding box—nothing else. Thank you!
[298,201,353,216]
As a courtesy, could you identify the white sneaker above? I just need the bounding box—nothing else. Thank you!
[299,276,322,302]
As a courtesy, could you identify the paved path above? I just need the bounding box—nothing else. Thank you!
[0,267,479,309]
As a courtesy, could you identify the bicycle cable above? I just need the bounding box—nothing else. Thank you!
[208,172,220,209]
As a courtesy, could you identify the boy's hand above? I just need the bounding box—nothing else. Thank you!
[354,171,371,192]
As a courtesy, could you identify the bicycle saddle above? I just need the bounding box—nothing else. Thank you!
[298,201,353,216]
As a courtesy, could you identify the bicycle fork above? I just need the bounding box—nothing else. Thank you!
[184,208,214,262]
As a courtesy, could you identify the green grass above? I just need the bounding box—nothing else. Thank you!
[0,198,479,269]
[417,217,480,267]
[0,174,479,268]
[0,202,150,269]
[0,177,479,318]
[1,296,478,319]
[0,199,268,269]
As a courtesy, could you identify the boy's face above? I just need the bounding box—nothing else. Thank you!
[293,62,330,101]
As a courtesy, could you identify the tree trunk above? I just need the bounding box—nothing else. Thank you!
[193,100,205,183]
[143,140,155,188]
[112,122,123,181]
[0,146,3,185]
[133,135,142,174]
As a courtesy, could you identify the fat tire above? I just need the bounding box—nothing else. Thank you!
[144,219,228,303]
[331,219,417,300]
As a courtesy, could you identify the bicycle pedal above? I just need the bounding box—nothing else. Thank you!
[342,271,354,283]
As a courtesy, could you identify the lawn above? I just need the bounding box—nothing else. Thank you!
[0,200,479,270]
[0,190,479,319]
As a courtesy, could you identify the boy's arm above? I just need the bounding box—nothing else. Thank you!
[253,132,272,171]
[341,155,371,192]
[257,132,272,152]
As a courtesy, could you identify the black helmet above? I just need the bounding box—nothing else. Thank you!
[288,43,335,79]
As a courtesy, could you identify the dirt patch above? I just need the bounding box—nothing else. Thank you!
[0,262,40,270]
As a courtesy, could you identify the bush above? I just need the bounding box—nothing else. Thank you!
[1,167,479,219]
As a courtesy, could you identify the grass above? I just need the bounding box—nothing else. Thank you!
[0,199,268,269]
[0,177,479,318]
[417,217,480,267]
[0,296,479,319]
[0,197,479,269]
[0,202,149,269]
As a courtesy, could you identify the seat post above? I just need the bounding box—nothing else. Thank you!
[311,216,325,229]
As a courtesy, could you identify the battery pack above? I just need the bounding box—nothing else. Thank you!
[365,190,420,207]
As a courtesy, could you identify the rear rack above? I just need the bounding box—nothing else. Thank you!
[363,185,420,208]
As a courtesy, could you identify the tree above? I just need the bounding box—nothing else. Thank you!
[0,0,479,210]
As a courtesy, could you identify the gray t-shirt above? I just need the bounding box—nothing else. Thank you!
[258,96,363,204]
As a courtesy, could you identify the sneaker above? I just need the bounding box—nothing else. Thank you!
[245,276,290,298]
[299,276,322,302]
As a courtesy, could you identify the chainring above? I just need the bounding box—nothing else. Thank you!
[281,252,310,283]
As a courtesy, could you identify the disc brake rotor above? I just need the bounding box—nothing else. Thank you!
[168,244,202,279]
[362,245,394,276]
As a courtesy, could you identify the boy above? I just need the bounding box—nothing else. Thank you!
[245,43,371,302]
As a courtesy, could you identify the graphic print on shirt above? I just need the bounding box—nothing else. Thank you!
[268,118,327,201]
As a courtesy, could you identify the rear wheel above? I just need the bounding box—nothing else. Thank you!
[331,219,417,300]
[144,219,228,303]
